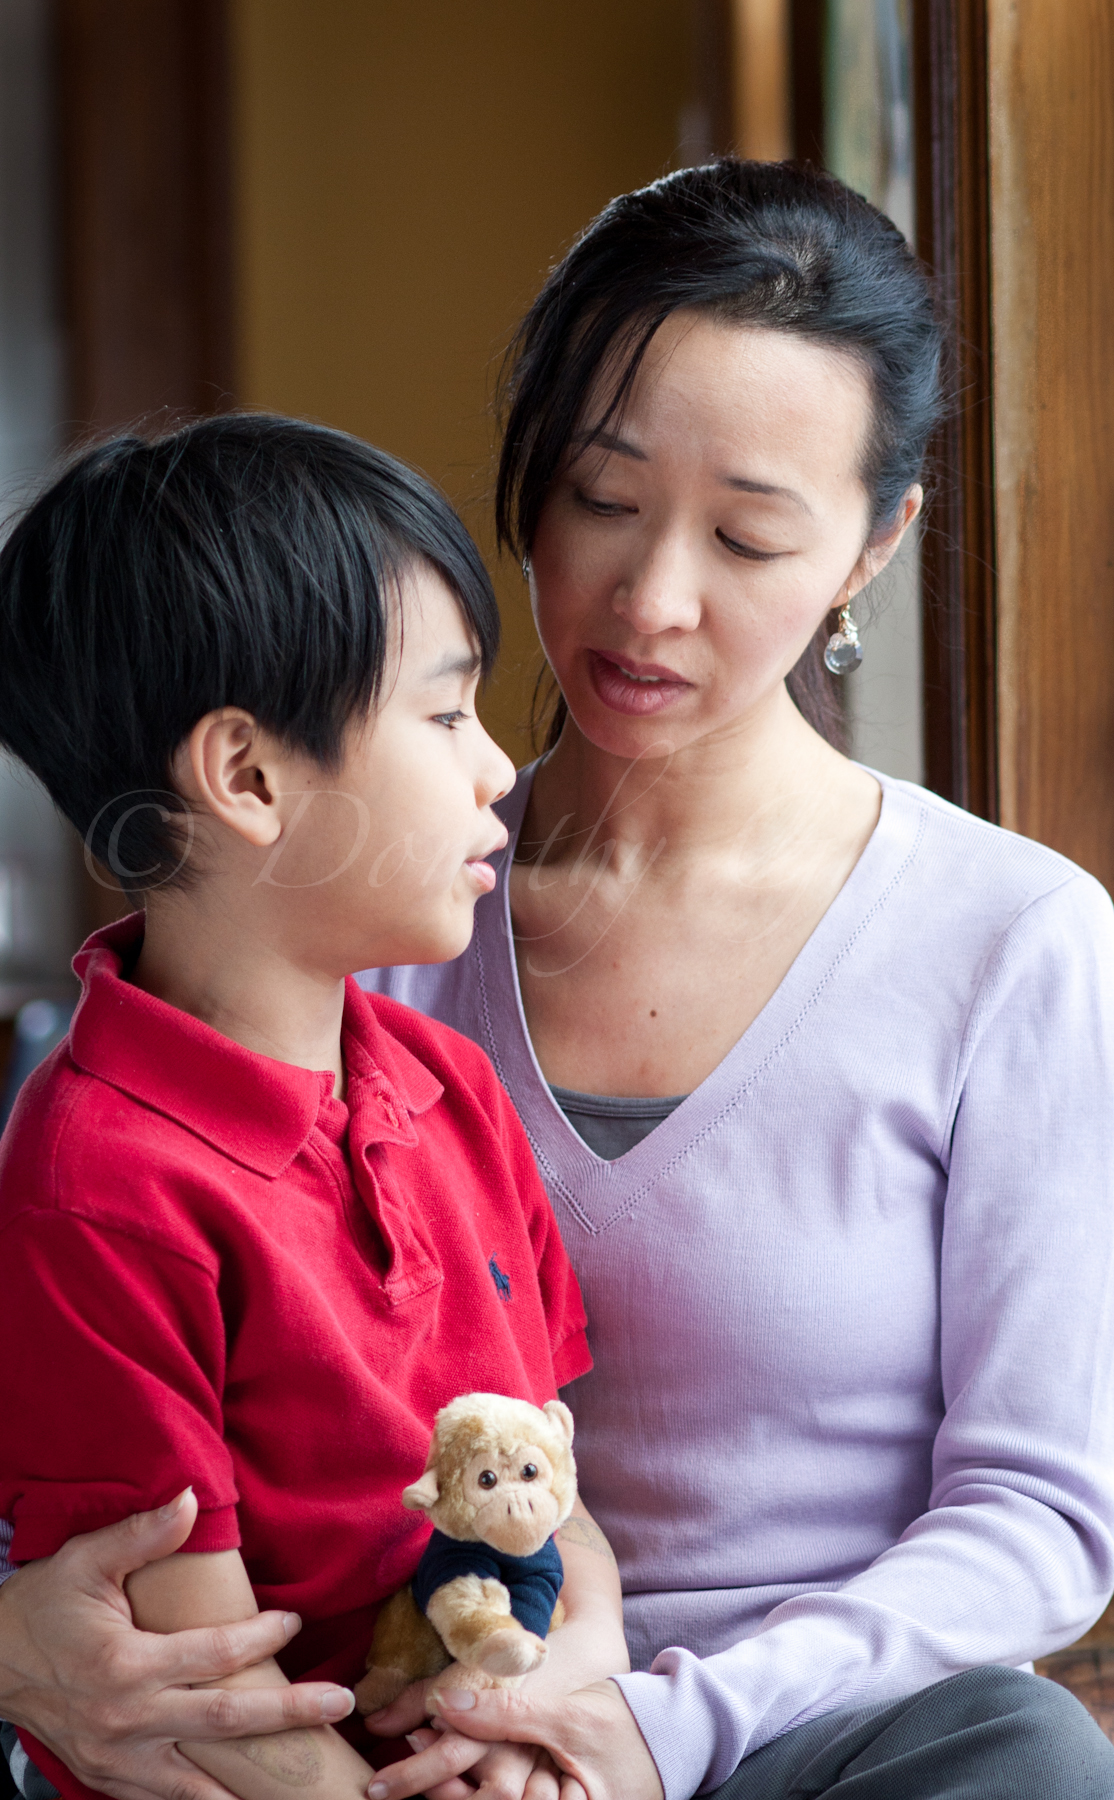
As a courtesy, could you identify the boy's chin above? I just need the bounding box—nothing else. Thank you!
[371,909,477,971]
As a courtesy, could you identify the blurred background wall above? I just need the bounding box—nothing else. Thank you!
[2,0,1113,1115]
[231,0,694,758]
[2,0,1114,1711]
[0,0,74,1026]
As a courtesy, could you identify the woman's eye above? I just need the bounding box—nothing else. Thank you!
[573,488,631,518]
[478,1469,498,1489]
[716,529,782,563]
[432,709,467,729]
[521,1463,538,1482]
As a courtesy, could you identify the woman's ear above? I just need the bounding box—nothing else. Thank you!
[848,483,924,598]
[171,708,285,848]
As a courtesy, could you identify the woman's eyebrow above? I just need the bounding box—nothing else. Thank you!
[721,474,812,513]
[573,429,649,461]
[576,431,813,515]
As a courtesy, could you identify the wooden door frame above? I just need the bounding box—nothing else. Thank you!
[56,0,236,928]
[912,0,997,820]
[57,0,235,436]
[709,1,999,818]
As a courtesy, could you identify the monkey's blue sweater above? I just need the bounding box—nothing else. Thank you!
[411,1529,563,1638]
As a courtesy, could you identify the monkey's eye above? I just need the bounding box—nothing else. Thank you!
[521,1463,538,1481]
[478,1469,498,1490]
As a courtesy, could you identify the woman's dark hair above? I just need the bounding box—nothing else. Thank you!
[496,158,944,752]
[0,413,499,891]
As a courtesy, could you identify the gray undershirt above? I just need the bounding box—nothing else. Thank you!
[549,1084,688,1161]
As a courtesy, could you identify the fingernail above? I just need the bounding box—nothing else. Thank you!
[432,1688,475,1711]
[157,1486,193,1520]
[368,1785,388,1799]
[405,1734,423,1751]
[282,1612,302,1641]
[321,1688,354,1721]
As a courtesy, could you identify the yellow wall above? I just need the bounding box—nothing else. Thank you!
[231,0,691,758]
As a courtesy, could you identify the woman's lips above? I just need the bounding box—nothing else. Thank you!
[587,649,693,716]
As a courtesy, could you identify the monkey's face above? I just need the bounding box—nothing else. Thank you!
[403,1394,577,1554]
[455,1440,561,1556]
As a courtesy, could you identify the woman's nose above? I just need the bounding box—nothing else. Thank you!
[611,535,702,635]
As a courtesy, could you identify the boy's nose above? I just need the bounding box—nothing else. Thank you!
[477,732,515,809]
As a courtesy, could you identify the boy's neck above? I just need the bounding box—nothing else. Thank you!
[130,890,348,1100]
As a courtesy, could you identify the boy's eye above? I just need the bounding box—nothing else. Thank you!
[716,529,782,563]
[521,1463,538,1482]
[432,709,468,729]
[478,1469,498,1489]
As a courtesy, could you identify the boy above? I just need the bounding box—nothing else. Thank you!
[0,418,624,1800]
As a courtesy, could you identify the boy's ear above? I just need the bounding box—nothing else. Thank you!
[402,1470,441,1512]
[175,708,283,848]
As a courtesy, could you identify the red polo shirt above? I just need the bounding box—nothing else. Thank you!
[0,915,590,1699]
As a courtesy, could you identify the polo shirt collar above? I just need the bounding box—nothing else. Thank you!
[70,914,442,1177]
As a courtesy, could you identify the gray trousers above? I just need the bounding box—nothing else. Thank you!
[709,1667,1114,1799]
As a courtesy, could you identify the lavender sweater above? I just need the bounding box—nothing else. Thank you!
[362,768,1114,1798]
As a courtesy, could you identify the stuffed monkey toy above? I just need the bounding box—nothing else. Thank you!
[355,1393,577,1714]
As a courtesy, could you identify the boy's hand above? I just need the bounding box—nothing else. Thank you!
[0,1492,355,1800]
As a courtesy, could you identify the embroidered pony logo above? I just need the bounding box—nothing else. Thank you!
[488,1255,512,1303]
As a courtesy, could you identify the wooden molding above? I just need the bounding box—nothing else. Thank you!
[987,0,1114,883]
[58,0,235,434]
[913,0,997,819]
[57,0,236,933]
[789,0,825,166]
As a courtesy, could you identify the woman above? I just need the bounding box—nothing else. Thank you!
[4,161,1114,1800]
[357,158,1114,1798]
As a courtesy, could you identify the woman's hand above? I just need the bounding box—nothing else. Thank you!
[0,1491,355,1800]
[362,1500,633,1800]
[365,1681,663,1800]
[362,1617,627,1800]
[385,1727,562,1800]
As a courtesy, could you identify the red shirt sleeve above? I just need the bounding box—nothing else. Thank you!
[0,1208,240,1561]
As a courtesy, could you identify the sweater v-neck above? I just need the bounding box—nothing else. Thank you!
[471,762,925,1235]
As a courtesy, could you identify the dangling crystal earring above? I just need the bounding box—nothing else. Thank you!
[824,603,863,674]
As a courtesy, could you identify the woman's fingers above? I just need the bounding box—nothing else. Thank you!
[403,1738,558,1800]
[152,1671,355,1735]
[0,1504,355,1800]
[362,1676,438,1737]
[426,1680,665,1800]
[463,1740,553,1800]
[366,1727,489,1799]
[26,1738,254,1800]
[57,1489,202,1594]
[402,1726,476,1798]
[522,1749,561,1800]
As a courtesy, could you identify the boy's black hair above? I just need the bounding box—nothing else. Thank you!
[0,413,500,891]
